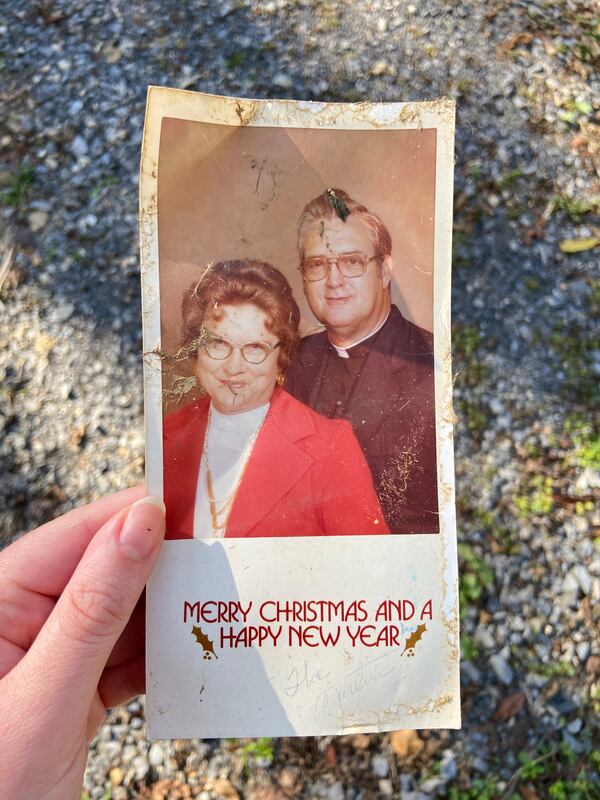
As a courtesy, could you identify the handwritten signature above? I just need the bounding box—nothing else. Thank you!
[283,650,403,717]
[284,661,331,697]
[315,649,401,715]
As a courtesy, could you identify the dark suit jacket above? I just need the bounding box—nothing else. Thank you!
[163,388,389,538]
[284,305,439,533]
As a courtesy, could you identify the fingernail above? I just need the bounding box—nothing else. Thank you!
[119,496,166,561]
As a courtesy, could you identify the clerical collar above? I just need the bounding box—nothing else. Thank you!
[330,309,391,359]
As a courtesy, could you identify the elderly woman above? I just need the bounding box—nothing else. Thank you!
[163,259,389,538]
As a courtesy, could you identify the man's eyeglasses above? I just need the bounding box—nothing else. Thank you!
[300,252,377,282]
[201,331,280,365]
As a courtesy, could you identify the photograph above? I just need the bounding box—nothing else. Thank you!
[156,114,441,537]
[141,89,459,738]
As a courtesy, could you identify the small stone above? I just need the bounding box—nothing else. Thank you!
[122,744,138,765]
[567,718,583,734]
[490,654,514,685]
[548,688,578,715]
[132,755,149,781]
[377,17,388,33]
[149,742,165,766]
[440,749,457,781]
[104,44,122,64]
[71,135,88,157]
[272,73,293,90]
[378,779,393,795]
[576,641,590,662]
[98,740,122,761]
[69,99,84,116]
[28,210,48,232]
[461,661,481,684]
[82,213,98,228]
[489,397,504,415]
[475,627,495,650]
[575,467,600,495]
[565,566,593,596]
[563,730,586,754]
[327,781,345,800]
[53,302,74,323]
[278,767,299,790]
[109,767,124,786]
[372,754,389,778]
[347,733,370,749]
[371,59,388,76]
[420,776,444,793]
[472,756,489,774]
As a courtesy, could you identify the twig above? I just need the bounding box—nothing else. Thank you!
[0,245,15,298]
[502,747,557,798]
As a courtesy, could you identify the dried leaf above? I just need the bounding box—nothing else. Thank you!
[493,690,527,721]
[253,782,288,800]
[192,625,218,659]
[519,785,541,800]
[204,779,239,800]
[148,780,193,800]
[586,655,600,679]
[277,767,300,793]
[498,32,534,53]
[570,134,589,152]
[348,733,371,750]
[34,333,56,358]
[44,484,67,503]
[326,188,350,221]
[390,729,424,758]
[325,743,337,766]
[559,236,600,253]
[69,423,86,450]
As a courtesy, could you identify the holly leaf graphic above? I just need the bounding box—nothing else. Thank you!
[192,625,218,660]
[401,624,427,656]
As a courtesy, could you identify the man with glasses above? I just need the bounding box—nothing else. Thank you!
[285,189,439,534]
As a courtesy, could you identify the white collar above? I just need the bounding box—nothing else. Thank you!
[330,309,391,359]
[209,402,269,432]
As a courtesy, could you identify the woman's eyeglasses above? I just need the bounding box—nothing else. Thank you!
[202,332,280,365]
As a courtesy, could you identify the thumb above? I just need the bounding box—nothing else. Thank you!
[25,496,165,719]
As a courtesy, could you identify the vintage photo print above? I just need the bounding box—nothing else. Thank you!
[141,88,459,737]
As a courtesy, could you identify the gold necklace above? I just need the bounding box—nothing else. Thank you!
[203,407,265,535]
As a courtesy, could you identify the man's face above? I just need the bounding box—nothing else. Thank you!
[300,215,392,346]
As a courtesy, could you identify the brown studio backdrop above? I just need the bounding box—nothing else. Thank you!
[157,117,437,404]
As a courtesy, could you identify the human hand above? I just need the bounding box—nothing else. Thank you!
[0,487,166,800]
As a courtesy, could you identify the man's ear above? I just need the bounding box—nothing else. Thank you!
[379,255,393,289]
[301,271,309,296]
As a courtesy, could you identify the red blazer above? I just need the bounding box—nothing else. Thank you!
[163,389,389,538]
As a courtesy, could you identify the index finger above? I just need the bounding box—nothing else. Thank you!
[0,485,145,597]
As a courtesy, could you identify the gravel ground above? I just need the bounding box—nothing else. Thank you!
[1,1,599,798]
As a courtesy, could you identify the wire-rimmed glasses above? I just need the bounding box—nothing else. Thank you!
[201,331,280,365]
[300,251,377,282]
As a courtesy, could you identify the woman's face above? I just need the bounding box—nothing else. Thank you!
[195,303,280,415]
